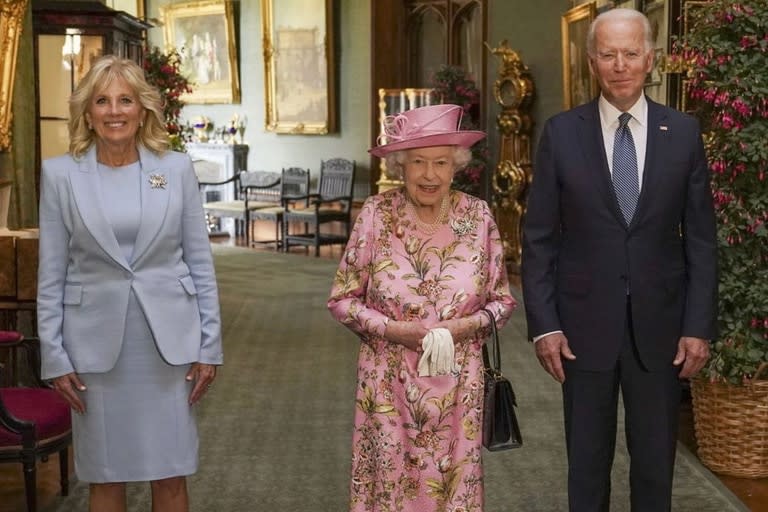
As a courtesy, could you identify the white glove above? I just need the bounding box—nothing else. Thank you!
[418,334,435,377]
[417,328,458,376]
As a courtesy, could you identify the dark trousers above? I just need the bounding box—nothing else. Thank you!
[562,303,681,512]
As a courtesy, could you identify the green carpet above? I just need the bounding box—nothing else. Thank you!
[44,246,748,511]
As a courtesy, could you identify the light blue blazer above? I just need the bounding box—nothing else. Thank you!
[37,145,223,380]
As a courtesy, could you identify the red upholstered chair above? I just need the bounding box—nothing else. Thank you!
[0,331,72,512]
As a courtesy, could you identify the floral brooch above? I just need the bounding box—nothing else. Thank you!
[148,174,167,189]
[450,217,477,236]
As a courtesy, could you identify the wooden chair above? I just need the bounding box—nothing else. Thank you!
[200,170,281,243]
[248,167,310,250]
[283,158,356,256]
[0,331,72,512]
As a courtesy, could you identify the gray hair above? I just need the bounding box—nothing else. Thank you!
[586,8,653,57]
[384,146,473,178]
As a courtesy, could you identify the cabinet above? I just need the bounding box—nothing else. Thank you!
[33,1,151,187]
[187,143,249,238]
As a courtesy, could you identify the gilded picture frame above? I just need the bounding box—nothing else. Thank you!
[261,0,337,134]
[562,3,598,110]
[0,0,28,151]
[161,0,240,104]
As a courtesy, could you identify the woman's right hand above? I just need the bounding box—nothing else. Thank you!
[383,321,429,352]
[52,373,87,414]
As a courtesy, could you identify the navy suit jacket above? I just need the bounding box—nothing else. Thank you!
[37,145,223,380]
[521,97,717,371]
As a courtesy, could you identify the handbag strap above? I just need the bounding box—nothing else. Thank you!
[480,308,501,373]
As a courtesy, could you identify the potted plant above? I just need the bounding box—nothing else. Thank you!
[431,65,488,197]
[673,0,768,478]
[143,46,194,151]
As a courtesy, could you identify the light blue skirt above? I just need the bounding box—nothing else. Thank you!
[72,292,198,483]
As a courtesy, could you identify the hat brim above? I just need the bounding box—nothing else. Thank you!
[369,131,485,158]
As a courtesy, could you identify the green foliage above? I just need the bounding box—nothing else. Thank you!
[143,46,194,152]
[674,1,768,385]
[430,65,488,197]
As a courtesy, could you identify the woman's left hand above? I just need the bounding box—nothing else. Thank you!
[186,362,217,405]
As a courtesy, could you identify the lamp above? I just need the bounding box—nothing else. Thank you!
[61,29,82,71]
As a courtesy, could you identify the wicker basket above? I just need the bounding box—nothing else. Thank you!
[691,363,768,478]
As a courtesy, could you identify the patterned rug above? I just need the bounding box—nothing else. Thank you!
[44,246,748,511]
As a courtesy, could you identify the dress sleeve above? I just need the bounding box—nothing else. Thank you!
[471,199,517,332]
[327,197,391,340]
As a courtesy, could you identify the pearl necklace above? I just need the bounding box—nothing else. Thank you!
[405,194,450,235]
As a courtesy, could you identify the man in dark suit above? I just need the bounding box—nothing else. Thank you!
[521,8,717,511]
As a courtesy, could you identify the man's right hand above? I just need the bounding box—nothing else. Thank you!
[535,332,576,383]
[384,321,430,352]
[52,372,87,414]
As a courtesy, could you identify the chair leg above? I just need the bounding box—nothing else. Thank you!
[314,223,320,257]
[274,218,281,251]
[59,446,69,496]
[22,453,37,512]
[282,218,288,252]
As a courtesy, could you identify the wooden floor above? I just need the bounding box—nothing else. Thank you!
[2,228,766,512]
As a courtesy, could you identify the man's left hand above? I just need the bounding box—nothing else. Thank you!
[673,337,710,379]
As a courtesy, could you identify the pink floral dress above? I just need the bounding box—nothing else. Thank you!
[328,188,517,512]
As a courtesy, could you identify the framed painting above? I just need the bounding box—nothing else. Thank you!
[0,0,27,150]
[261,0,337,134]
[640,0,664,12]
[561,3,598,110]
[644,1,665,88]
[161,0,240,104]
[105,0,145,19]
[612,0,640,9]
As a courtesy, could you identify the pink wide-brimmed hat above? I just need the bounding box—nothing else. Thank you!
[369,104,485,158]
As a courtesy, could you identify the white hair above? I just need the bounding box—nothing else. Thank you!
[586,8,653,57]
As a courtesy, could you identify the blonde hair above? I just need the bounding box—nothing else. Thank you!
[385,146,472,178]
[586,8,653,57]
[69,55,169,158]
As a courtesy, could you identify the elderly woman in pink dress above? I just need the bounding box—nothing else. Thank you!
[328,104,517,511]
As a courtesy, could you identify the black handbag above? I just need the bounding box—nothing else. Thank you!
[481,308,523,451]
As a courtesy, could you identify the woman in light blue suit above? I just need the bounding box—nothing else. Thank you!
[37,55,223,512]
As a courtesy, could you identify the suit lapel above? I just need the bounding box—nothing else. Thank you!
[69,147,132,271]
[632,99,669,229]
[577,101,627,226]
[131,146,170,264]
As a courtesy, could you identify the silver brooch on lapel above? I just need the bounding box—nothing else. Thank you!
[148,174,167,189]
[450,217,477,236]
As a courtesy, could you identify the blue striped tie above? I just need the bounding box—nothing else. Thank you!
[612,112,639,225]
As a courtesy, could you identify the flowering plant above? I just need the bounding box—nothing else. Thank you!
[673,1,768,385]
[430,65,487,197]
[143,46,194,151]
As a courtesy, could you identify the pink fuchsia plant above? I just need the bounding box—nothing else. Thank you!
[673,1,768,386]
[143,46,194,152]
[431,65,488,197]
